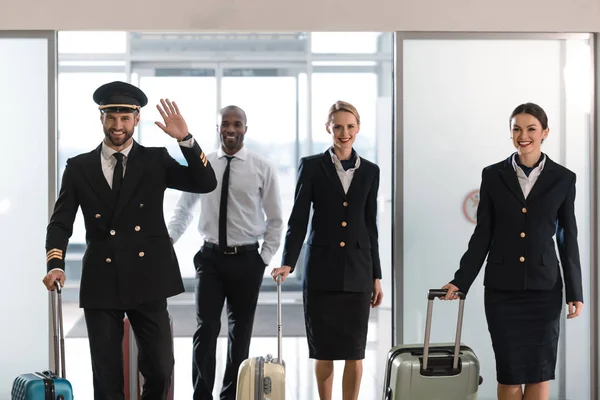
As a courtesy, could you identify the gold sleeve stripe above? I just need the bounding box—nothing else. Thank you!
[202,159,208,167]
[46,249,63,262]
[200,152,206,161]
[47,254,63,262]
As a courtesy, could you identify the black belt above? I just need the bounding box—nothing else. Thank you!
[202,241,259,255]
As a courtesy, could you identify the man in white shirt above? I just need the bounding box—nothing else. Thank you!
[168,105,283,400]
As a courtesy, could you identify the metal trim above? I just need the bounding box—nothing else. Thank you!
[397,32,591,41]
[392,32,403,346]
[58,52,393,63]
[0,28,59,378]
[558,38,568,400]
[591,32,599,400]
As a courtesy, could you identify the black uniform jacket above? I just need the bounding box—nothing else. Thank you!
[46,139,217,309]
[451,154,583,303]
[281,151,382,293]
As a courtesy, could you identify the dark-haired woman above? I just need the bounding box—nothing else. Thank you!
[441,102,584,400]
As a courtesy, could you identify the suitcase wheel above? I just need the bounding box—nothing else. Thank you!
[479,375,483,385]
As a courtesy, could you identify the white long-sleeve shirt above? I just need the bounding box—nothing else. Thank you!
[167,145,283,265]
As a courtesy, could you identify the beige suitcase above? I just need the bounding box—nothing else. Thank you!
[235,276,286,400]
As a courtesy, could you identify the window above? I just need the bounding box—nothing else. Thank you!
[58,31,127,54]
[311,32,385,54]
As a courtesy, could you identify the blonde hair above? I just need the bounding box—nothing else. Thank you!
[326,100,360,125]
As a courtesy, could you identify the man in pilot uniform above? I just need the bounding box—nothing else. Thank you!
[42,81,217,399]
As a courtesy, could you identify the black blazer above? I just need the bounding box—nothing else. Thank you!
[451,154,583,303]
[282,150,382,293]
[46,140,217,309]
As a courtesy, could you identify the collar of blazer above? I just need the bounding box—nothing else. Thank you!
[81,140,144,221]
[319,150,366,201]
[498,153,560,206]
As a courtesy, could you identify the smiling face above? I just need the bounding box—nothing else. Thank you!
[326,110,360,151]
[510,112,548,157]
[218,106,247,155]
[101,111,139,150]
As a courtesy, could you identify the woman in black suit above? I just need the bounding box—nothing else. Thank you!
[271,100,383,400]
[442,103,584,400]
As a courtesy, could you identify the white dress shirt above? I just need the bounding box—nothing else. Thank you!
[511,153,546,199]
[328,147,361,193]
[101,137,195,188]
[167,145,283,265]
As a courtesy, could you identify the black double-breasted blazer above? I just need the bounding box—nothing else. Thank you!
[45,139,217,309]
[451,154,583,303]
[282,150,382,293]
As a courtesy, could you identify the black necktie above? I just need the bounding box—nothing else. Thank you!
[112,153,124,195]
[218,156,233,250]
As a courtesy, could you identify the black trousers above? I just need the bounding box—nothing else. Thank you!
[192,246,266,400]
[84,299,174,400]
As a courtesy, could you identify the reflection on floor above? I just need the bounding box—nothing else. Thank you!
[62,291,384,400]
[65,336,381,399]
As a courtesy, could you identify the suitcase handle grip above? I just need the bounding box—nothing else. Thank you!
[422,289,465,372]
[427,289,465,300]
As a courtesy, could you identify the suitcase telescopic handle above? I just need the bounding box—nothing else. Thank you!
[276,275,283,362]
[51,280,66,378]
[422,289,466,371]
[427,289,465,300]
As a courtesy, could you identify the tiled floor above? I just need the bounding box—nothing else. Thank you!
[62,292,384,400]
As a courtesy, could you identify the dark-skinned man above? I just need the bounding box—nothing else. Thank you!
[167,105,283,400]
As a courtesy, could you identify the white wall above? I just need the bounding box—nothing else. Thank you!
[0,0,599,31]
[0,36,52,394]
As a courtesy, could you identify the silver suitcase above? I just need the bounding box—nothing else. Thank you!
[382,289,483,400]
[235,276,286,400]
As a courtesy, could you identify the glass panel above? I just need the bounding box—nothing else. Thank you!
[0,36,50,393]
[221,73,298,280]
[58,31,127,54]
[562,38,592,398]
[137,75,218,280]
[402,38,592,400]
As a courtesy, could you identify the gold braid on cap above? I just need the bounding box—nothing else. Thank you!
[98,104,141,111]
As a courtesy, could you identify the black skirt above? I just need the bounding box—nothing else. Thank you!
[303,290,371,360]
[484,278,563,385]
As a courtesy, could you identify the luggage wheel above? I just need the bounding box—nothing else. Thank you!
[479,375,483,385]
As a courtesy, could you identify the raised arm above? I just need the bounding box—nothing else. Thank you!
[154,98,217,193]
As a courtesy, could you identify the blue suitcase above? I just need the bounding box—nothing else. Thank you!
[11,281,74,399]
